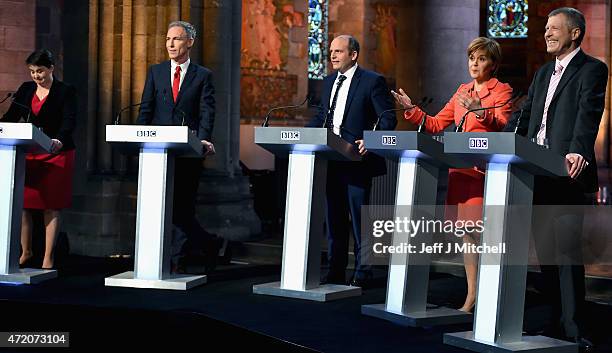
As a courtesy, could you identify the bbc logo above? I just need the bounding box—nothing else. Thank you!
[469,137,488,149]
[382,135,396,146]
[281,131,300,141]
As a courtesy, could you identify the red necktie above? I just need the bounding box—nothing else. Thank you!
[172,66,181,102]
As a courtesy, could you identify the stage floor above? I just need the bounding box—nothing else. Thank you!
[0,256,611,352]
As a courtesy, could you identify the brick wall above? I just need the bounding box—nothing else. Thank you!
[0,0,35,116]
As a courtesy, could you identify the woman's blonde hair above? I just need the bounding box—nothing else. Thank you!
[467,37,502,76]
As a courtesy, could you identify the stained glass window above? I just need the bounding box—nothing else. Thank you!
[308,0,328,80]
[488,0,528,38]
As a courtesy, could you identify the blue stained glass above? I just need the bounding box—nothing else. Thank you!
[488,0,528,38]
[308,0,328,80]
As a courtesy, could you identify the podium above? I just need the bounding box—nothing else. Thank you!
[104,125,207,290]
[442,132,578,352]
[0,122,57,284]
[361,131,473,326]
[252,127,362,301]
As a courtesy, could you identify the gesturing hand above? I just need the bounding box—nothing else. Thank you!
[201,140,216,156]
[390,88,415,110]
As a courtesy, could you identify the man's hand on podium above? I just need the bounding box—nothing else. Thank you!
[565,153,588,179]
[201,140,216,156]
[50,139,63,154]
[355,139,368,156]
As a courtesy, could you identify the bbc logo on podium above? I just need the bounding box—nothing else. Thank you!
[281,131,300,141]
[469,137,488,150]
[382,135,396,146]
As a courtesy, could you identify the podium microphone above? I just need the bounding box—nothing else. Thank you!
[262,96,310,127]
[7,95,33,123]
[114,89,160,125]
[513,108,526,134]
[455,91,522,132]
[158,88,188,127]
[373,96,428,131]
[0,92,13,104]
[416,97,434,132]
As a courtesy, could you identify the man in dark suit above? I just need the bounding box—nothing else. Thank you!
[137,21,218,273]
[505,8,607,352]
[307,35,396,287]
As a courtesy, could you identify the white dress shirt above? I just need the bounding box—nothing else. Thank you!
[330,63,358,136]
[536,47,581,145]
[170,58,190,90]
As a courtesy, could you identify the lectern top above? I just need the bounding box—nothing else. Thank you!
[254,127,361,162]
[443,132,568,177]
[0,122,52,153]
[363,130,471,168]
[105,125,203,157]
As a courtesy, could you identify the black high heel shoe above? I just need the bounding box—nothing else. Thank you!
[19,257,36,269]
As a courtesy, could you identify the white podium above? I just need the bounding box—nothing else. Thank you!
[361,131,473,326]
[104,125,207,290]
[0,122,57,284]
[252,127,362,301]
[443,132,578,353]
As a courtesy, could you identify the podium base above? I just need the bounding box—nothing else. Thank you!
[444,331,578,353]
[0,268,57,284]
[252,281,361,302]
[105,271,207,290]
[361,303,472,327]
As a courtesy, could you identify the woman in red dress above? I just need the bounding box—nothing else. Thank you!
[392,37,513,312]
[2,50,77,269]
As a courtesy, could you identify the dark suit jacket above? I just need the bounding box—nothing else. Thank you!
[505,50,608,192]
[136,60,215,141]
[307,66,397,177]
[2,80,77,151]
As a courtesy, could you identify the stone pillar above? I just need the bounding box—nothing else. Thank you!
[202,0,236,174]
[199,0,260,240]
[418,0,479,115]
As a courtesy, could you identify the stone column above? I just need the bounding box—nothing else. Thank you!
[197,0,260,240]
[418,0,479,114]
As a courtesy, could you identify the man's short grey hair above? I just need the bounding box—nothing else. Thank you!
[548,7,586,46]
[168,21,196,39]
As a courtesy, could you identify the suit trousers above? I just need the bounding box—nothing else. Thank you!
[532,176,588,339]
[171,157,212,262]
[325,161,373,281]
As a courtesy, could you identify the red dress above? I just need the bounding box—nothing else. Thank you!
[404,78,513,221]
[23,94,75,210]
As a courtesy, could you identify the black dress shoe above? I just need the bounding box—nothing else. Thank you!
[320,273,345,285]
[19,257,36,269]
[171,258,187,274]
[349,277,373,289]
[573,337,593,353]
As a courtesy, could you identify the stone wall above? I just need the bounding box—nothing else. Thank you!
[0,0,35,116]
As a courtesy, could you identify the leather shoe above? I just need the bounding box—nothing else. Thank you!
[573,337,593,353]
[320,273,345,285]
[170,258,187,274]
[349,277,373,289]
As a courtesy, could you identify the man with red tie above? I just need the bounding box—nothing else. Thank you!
[137,21,218,273]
